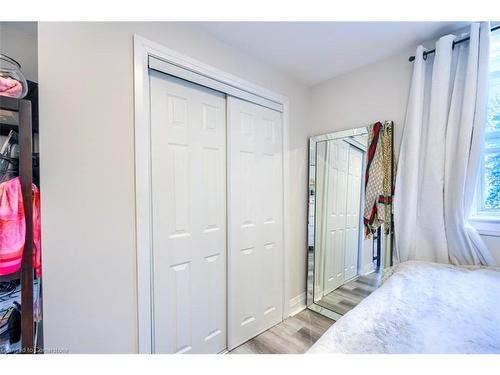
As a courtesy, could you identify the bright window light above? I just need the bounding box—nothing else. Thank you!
[476,28,500,217]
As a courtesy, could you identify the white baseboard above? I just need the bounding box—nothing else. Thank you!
[288,292,307,317]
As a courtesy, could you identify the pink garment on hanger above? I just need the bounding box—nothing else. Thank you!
[0,177,41,277]
[0,76,22,97]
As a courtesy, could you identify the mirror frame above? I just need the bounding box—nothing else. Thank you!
[306,126,394,319]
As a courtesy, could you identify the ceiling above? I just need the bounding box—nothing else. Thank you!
[194,22,470,86]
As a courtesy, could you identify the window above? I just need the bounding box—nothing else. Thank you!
[472,28,500,234]
[479,31,500,214]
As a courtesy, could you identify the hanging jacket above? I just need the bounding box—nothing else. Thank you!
[0,177,41,277]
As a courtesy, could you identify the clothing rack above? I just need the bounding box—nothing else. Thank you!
[0,95,35,353]
[408,24,500,62]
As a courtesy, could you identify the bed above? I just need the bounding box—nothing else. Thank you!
[308,261,500,354]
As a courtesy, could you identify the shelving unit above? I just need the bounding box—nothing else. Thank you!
[0,92,39,354]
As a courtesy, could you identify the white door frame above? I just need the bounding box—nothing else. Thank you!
[133,35,291,354]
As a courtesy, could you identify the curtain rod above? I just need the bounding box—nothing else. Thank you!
[408,24,500,62]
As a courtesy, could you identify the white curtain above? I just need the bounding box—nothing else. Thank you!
[394,22,496,266]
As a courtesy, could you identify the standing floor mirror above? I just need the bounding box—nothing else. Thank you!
[306,123,394,320]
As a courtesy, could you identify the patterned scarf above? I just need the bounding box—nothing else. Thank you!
[363,121,394,237]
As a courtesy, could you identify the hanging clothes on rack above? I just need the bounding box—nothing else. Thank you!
[0,93,40,353]
[0,177,41,277]
[363,121,394,237]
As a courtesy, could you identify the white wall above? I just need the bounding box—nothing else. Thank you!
[309,48,414,153]
[38,22,310,353]
[309,46,500,266]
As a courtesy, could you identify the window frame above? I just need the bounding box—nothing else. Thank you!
[470,28,500,236]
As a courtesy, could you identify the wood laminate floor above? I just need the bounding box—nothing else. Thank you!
[317,271,382,315]
[229,309,334,354]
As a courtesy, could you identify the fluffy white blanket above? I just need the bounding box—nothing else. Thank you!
[308,261,500,354]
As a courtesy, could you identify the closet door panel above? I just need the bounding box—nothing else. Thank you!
[323,140,349,294]
[229,108,260,345]
[344,146,363,281]
[150,71,226,354]
[228,97,283,350]
[258,112,283,332]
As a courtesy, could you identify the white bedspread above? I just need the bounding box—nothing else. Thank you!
[308,261,500,354]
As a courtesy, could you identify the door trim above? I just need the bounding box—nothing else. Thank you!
[148,56,283,112]
[133,35,291,353]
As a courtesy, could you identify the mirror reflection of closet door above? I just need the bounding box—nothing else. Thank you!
[344,146,363,281]
[323,140,349,295]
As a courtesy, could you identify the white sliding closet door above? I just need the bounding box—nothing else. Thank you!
[323,140,349,295]
[344,146,363,281]
[150,71,227,354]
[228,96,283,350]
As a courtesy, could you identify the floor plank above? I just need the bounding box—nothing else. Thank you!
[229,309,334,354]
[317,271,382,315]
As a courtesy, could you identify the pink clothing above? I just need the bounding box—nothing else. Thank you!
[0,177,41,277]
[0,76,23,97]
